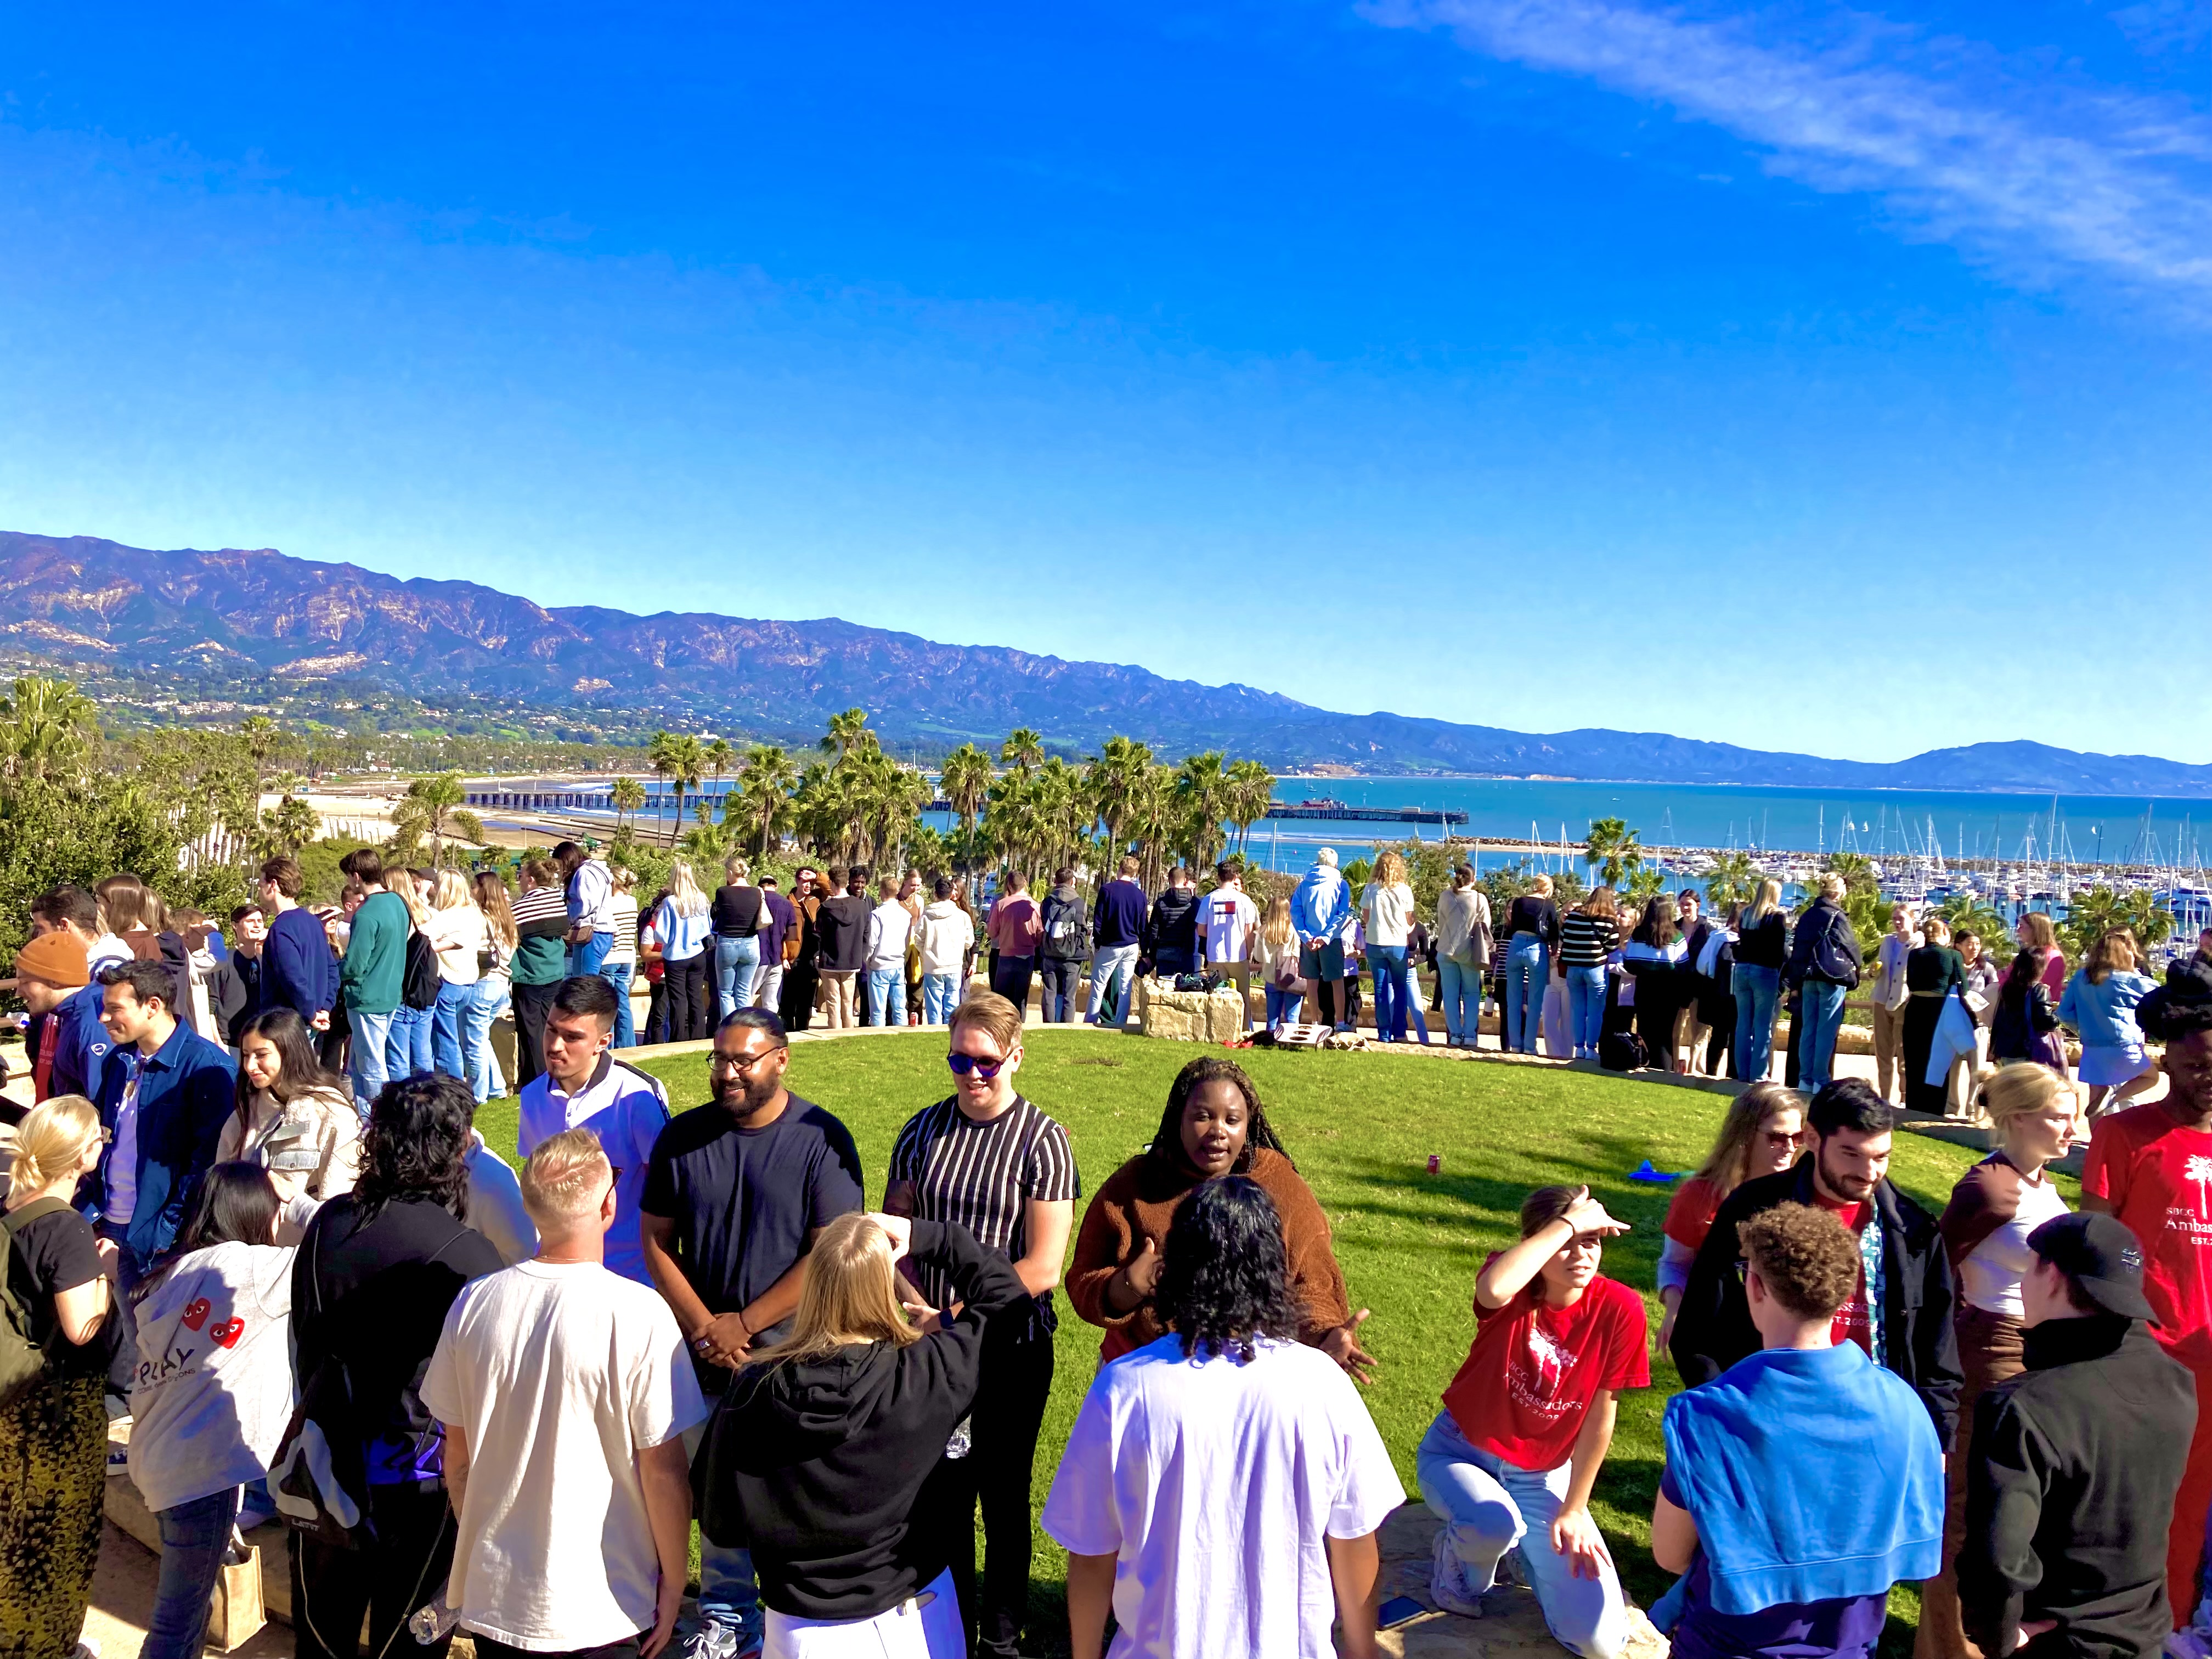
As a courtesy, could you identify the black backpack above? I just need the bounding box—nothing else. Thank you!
[1042,894,1092,961]
[402,930,441,1011]
[1599,1030,1649,1073]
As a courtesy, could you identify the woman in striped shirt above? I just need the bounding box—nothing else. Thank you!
[1557,887,1621,1062]
[507,859,571,1087]
[883,989,1079,1658]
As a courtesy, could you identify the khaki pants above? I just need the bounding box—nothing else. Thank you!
[1210,958,1254,1028]
[817,970,857,1029]
[1872,999,1906,1099]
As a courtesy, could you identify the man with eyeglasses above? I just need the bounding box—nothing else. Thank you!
[1672,1079,1961,1447]
[884,989,1079,1658]
[639,1009,865,1659]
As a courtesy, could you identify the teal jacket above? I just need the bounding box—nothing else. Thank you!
[341,889,410,1015]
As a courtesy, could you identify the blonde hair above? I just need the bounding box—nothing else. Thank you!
[433,868,475,911]
[1922,916,1951,945]
[2018,912,2058,953]
[950,988,1023,1054]
[1818,873,1847,900]
[666,858,707,918]
[1692,1082,1802,1197]
[1977,1063,2070,1132]
[397,877,433,928]
[724,856,751,883]
[2086,930,2137,984]
[1745,879,1782,924]
[1530,874,1554,898]
[9,1096,101,1191]
[519,1127,612,1227]
[474,872,518,950]
[1374,850,1408,888]
[747,1213,919,1368]
[1261,894,1295,951]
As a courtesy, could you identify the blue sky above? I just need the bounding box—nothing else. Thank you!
[1,1,2206,762]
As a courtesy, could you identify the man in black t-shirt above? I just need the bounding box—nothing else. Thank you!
[639,1007,864,1659]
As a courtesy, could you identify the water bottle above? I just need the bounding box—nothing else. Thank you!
[407,1590,459,1644]
[944,1415,973,1460]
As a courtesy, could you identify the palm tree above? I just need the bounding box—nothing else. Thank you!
[611,775,646,834]
[2061,885,2174,963]
[239,714,281,787]
[735,743,799,858]
[938,744,995,873]
[1084,735,1152,862]
[398,771,469,864]
[0,674,97,786]
[1701,850,1758,916]
[646,732,678,842]
[1584,817,1644,889]
[822,708,877,762]
[662,735,707,846]
[1173,751,1233,872]
[704,737,735,821]
[1001,727,1045,780]
[1224,758,1276,860]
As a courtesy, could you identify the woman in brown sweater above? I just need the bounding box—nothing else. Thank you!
[1066,1056,1374,1378]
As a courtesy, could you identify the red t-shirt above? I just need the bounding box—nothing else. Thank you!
[2084,1103,2212,1372]
[1441,1268,1649,1472]
[1812,1193,1875,1356]
[1663,1177,1725,1252]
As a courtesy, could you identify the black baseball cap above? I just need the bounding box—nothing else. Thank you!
[2027,1212,2158,1323]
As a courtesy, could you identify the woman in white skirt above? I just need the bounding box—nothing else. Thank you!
[691,1212,1032,1658]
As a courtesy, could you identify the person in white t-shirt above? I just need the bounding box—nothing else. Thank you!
[1201,864,1262,1034]
[422,1128,707,1659]
[1041,1175,1403,1659]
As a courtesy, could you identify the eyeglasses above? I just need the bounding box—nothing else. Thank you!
[1762,1130,1806,1149]
[710,1045,787,1076]
[947,1052,1008,1080]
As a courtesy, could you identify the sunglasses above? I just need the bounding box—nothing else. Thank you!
[1763,1130,1806,1150]
[947,1052,1009,1080]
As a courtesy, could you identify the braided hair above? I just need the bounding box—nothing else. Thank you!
[1146,1056,1288,1178]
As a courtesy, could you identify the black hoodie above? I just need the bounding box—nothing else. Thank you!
[1147,885,1201,974]
[693,1221,1028,1621]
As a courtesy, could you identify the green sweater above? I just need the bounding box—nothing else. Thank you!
[341,889,410,1015]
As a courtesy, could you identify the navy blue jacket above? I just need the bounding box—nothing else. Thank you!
[262,905,337,1023]
[1092,879,1148,950]
[48,981,115,1102]
[92,1019,239,1266]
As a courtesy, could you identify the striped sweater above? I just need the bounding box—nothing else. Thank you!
[1558,910,1620,968]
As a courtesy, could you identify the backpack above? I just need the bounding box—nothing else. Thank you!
[0,1198,71,1410]
[1808,912,1861,989]
[1043,894,1092,961]
[402,930,441,1011]
[1598,1030,1649,1073]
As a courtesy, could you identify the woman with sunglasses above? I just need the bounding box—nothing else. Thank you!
[1655,1084,1805,1353]
[881,989,1077,1659]
[1066,1056,1374,1380]
[1917,1063,2079,1659]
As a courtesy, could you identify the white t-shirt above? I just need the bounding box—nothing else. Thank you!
[106,1068,143,1226]
[421,1260,708,1652]
[1960,1171,2073,1317]
[1040,1333,1404,1659]
[1202,888,1260,964]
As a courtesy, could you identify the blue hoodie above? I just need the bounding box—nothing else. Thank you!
[1291,861,1351,946]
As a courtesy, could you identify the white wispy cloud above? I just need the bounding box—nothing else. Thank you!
[1365,0,2212,299]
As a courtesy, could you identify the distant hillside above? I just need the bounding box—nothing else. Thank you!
[3,529,2208,794]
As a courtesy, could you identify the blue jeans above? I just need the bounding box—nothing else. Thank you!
[145,1487,240,1659]
[567,930,611,980]
[601,961,635,1047]
[1438,956,1480,1045]
[432,980,472,1080]
[1088,943,1139,1026]
[348,1008,394,1108]
[1567,965,1609,1058]
[1799,979,1848,1088]
[922,973,960,1024]
[1369,945,1410,1042]
[464,977,506,1102]
[1506,935,1549,1054]
[387,1002,433,1079]
[1264,983,1304,1030]
[1731,963,1782,1082]
[1417,1412,1628,1659]
[866,967,906,1026]
[682,1421,761,1649]
[714,935,760,1024]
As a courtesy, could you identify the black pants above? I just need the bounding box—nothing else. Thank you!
[473,1635,639,1659]
[918,1325,1056,1654]
[511,979,558,1087]
[1313,978,1340,1027]
[780,961,819,1032]
[665,955,708,1041]
[991,955,1035,1011]
[1784,984,1805,1088]
[643,979,669,1045]
[291,1483,455,1659]
[1904,995,1946,1114]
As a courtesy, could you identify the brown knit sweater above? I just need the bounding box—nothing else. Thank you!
[1065,1146,1352,1362]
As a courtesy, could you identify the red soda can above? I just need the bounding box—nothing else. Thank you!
[1427,1154,1441,1174]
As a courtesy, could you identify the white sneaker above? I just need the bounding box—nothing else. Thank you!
[1430,1530,1487,1618]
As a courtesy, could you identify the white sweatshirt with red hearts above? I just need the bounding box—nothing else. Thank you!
[128,1238,299,1513]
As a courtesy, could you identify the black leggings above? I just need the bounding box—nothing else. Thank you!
[664,954,709,1041]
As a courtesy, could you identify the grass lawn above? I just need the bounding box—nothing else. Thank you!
[479,1031,2062,1655]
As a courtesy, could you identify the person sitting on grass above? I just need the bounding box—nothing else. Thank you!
[1650,1201,1943,1659]
[1417,1184,1649,1658]
[1064,1055,1374,1379]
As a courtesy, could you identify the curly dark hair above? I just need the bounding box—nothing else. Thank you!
[354,1073,475,1221]
[1146,1057,1287,1178]
[2140,968,2212,1045]
[1740,1201,1862,1321]
[1155,1175,1304,1364]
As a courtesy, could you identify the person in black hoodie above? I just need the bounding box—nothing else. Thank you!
[1785,873,1863,1091]
[1145,867,1201,979]
[693,1211,1027,1655]
[1672,1079,1962,1444]
[813,866,873,1030]
[289,1074,505,1659]
[1958,1212,2196,1659]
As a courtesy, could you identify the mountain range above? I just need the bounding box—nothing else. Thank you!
[3,529,2208,795]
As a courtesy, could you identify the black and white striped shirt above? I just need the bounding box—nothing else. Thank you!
[888,1095,1080,1318]
[1558,910,1621,968]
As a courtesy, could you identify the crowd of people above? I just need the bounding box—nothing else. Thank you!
[5,854,2212,1659]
